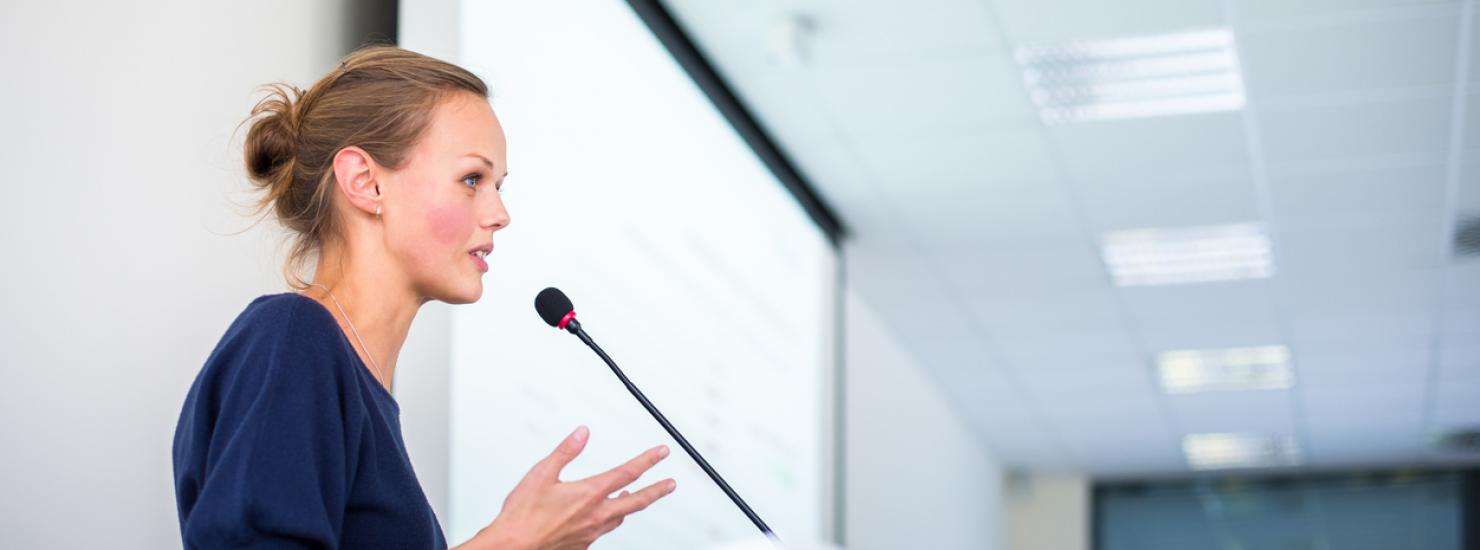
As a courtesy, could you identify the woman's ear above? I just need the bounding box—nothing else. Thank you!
[332,146,382,217]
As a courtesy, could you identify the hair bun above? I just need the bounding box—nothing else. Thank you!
[243,83,303,192]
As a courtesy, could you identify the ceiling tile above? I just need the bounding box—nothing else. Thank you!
[1018,361,1159,411]
[1240,8,1458,98]
[844,246,978,342]
[1055,417,1174,448]
[912,340,1016,400]
[1472,8,1480,83]
[848,125,1058,187]
[1293,346,1432,389]
[1282,268,1437,317]
[1051,111,1251,179]
[802,0,1006,61]
[1432,381,1480,426]
[1276,216,1444,276]
[1462,150,1480,214]
[1120,279,1280,328]
[993,0,1224,43]
[1260,95,1451,165]
[1442,306,1480,339]
[1304,424,1426,465]
[970,289,1123,333]
[1303,383,1425,433]
[1067,442,1185,475]
[666,0,1007,65]
[895,183,1087,251]
[1165,390,1298,434]
[1290,311,1434,355]
[993,328,1144,370]
[1270,161,1447,275]
[936,247,1107,298]
[1268,161,1446,218]
[968,397,1073,467]
[1466,91,1480,150]
[810,50,1033,137]
[1438,343,1480,383]
[1049,402,1181,471]
[1079,172,1260,232]
[1138,319,1285,351]
[937,363,1028,418]
[1446,263,1480,308]
[1235,0,1458,23]
[899,335,1000,379]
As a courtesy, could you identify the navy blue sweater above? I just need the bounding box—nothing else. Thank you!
[173,293,447,549]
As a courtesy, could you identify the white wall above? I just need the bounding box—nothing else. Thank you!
[1006,474,1090,550]
[0,2,453,547]
[843,289,1005,550]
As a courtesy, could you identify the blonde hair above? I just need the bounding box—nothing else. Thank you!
[242,45,489,287]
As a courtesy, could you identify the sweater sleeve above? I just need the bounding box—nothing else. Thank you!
[180,306,365,550]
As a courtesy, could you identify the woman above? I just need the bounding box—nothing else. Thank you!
[172,46,675,549]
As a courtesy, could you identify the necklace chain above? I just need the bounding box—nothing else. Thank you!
[304,283,390,390]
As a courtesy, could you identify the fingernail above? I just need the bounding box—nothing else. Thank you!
[666,480,677,492]
[657,445,670,459]
[572,425,589,443]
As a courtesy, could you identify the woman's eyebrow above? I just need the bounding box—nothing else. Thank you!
[463,153,509,180]
[463,153,495,169]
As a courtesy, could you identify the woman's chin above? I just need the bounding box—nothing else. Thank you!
[455,284,484,305]
[432,279,483,305]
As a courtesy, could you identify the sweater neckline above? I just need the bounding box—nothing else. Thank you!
[281,292,401,411]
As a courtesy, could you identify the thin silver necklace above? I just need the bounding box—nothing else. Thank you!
[304,282,390,390]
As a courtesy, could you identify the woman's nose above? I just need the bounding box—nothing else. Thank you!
[481,194,511,231]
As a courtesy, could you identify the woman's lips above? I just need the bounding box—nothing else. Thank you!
[469,245,492,273]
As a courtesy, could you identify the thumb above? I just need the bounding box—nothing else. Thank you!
[533,425,589,481]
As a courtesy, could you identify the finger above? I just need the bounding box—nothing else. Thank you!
[531,425,589,481]
[598,514,625,535]
[585,445,669,493]
[606,478,676,518]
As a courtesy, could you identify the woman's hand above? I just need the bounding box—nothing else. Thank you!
[458,426,677,550]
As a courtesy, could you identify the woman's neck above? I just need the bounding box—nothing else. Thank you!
[304,244,421,392]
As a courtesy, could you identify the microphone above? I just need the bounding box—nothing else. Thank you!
[534,287,776,538]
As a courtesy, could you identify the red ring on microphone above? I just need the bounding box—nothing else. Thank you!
[557,311,576,330]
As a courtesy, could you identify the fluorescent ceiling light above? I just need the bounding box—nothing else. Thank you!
[1100,222,1273,287]
[1158,345,1293,394]
[1014,28,1246,124]
[1183,433,1301,470]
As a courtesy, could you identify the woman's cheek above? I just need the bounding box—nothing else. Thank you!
[425,200,474,247]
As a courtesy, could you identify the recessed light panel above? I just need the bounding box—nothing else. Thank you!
[1158,345,1293,394]
[1015,28,1246,124]
[1100,222,1273,287]
[1183,433,1301,470]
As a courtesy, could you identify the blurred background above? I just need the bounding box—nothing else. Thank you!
[2,0,1477,548]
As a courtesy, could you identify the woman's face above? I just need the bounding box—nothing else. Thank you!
[380,92,510,305]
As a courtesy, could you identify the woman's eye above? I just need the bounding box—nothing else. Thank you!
[462,173,482,189]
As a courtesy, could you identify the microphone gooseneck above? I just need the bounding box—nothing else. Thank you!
[533,287,776,538]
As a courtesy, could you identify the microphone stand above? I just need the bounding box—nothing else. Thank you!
[562,318,777,539]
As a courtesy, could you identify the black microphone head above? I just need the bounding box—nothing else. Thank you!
[535,287,575,328]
